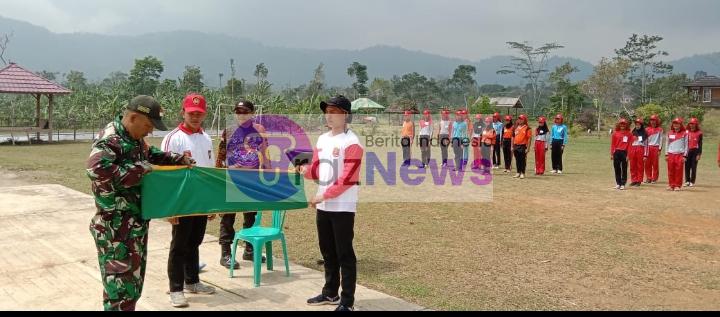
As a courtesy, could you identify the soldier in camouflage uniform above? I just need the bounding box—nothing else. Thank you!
[87,95,195,311]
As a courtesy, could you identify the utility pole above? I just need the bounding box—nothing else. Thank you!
[230,59,236,102]
[594,98,600,139]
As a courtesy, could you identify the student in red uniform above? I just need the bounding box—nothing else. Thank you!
[611,118,633,190]
[665,117,688,191]
[685,118,703,187]
[644,115,663,184]
[501,115,514,173]
[512,114,532,179]
[534,116,550,175]
[628,118,649,187]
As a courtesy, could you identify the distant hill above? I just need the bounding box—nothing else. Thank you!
[1,16,717,87]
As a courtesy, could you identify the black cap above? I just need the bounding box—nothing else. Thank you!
[320,95,353,123]
[126,95,168,131]
[234,100,255,113]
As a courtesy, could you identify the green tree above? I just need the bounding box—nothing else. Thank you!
[128,56,164,96]
[0,32,11,66]
[634,103,667,122]
[37,70,59,81]
[391,72,440,106]
[224,78,244,98]
[547,63,585,123]
[306,63,325,96]
[180,65,204,93]
[254,63,269,83]
[582,57,632,115]
[101,71,128,88]
[347,62,369,97]
[615,34,673,104]
[646,74,690,108]
[471,96,493,114]
[451,65,477,91]
[497,41,565,115]
[64,70,88,91]
[369,78,392,105]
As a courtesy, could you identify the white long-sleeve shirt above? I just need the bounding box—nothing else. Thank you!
[305,129,364,212]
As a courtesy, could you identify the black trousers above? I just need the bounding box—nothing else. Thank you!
[613,150,628,186]
[439,134,450,164]
[452,137,464,170]
[168,216,208,292]
[493,135,502,166]
[685,149,700,183]
[219,212,258,253]
[502,139,513,170]
[551,139,564,171]
[317,210,356,307]
[514,145,528,174]
[401,137,412,164]
[419,136,431,165]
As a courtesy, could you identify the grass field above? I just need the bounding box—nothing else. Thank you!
[1,124,719,310]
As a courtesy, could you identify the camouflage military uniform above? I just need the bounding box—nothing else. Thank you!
[87,116,186,311]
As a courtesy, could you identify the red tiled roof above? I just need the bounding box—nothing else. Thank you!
[0,63,72,95]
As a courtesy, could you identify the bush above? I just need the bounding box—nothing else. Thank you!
[569,125,585,138]
[635,103,668,122]
[574,108,597,130]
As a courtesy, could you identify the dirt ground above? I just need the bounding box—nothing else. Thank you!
[1,134,719,310]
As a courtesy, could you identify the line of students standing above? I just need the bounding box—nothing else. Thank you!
[400,110,570,178]
[610,115,705,191]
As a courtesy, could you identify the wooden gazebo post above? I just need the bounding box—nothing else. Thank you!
[48,94,53,142]
[35,94,41,142]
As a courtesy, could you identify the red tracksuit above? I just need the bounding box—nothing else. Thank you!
[666,130,688,189]
[534,128,549,175]
[644,126,663,182]
[629,133,648,183]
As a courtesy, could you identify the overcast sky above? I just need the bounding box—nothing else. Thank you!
[1,0,718,62]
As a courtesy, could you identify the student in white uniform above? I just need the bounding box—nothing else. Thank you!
[161,94,217,308]
[300,95,363,311]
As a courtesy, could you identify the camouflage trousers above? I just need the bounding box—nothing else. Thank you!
[89,212,149,311]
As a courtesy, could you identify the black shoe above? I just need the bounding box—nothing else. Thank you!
[307,294,340,306]
[335,305,355,311]
[243,251,267,263]
[220,254,239,269]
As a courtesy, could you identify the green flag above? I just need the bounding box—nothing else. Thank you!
[141,167,308,219]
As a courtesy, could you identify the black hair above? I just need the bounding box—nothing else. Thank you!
[536,122,549,134]
[632,123,647,140]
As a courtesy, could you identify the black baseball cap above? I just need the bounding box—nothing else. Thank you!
[320,95,353,123]
[234,100,255,113]
[126,95,168,131]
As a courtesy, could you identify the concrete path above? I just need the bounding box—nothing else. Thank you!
[0,180,424,311]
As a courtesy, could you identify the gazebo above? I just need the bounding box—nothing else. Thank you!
[351,97,385,112]
[474,96,524,116]
[351,97,386,124]
[0,63,71,144]
[385,102,420,125]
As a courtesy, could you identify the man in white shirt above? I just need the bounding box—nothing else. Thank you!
[299,95,363,312]
[161,94,217,308]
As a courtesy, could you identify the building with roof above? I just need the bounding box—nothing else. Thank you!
[0,63,71,143]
